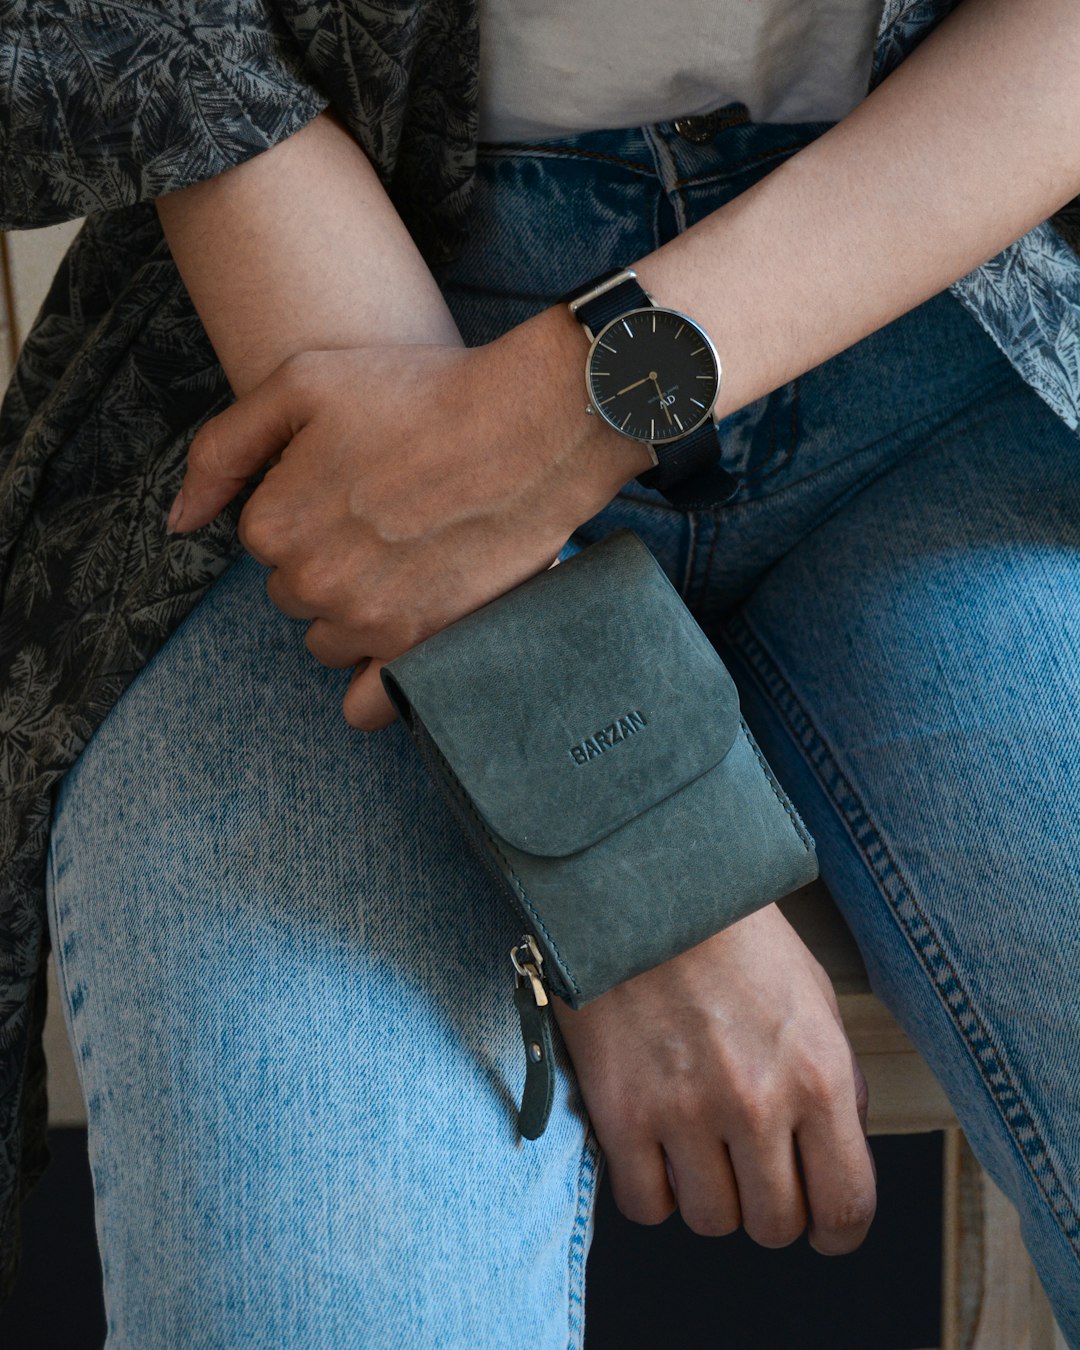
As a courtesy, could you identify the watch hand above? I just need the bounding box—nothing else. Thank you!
[615,369,658,397]
[653,376,673,426]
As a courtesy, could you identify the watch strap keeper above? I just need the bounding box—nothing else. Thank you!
[568,271,653,340]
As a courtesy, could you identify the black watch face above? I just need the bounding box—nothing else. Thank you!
[586,307,720,442]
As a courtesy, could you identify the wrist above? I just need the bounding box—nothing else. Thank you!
[550,901,786,1024]
[492,303,655,520]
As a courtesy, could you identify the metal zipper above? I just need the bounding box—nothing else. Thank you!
[510,933,556,1139]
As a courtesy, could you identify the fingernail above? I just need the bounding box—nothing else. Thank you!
[166,489,184,534]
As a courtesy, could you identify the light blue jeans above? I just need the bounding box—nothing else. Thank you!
[46,107,1080,1347]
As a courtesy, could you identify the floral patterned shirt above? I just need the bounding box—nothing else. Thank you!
[0,0,1078,1299]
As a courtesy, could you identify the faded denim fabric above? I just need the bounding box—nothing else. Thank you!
[45,112,1080,1346]
[2,0,1080,1304]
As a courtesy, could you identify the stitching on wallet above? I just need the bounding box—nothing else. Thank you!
[724,611,1080,1257]
[738,716,814,852]
[417,727,582,1000]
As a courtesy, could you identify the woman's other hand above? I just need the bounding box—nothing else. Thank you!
[551,901,877,1254]
[154,109,649,731]
[166,315,651,730]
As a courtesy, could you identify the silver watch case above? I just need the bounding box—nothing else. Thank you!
[569,270,722,464]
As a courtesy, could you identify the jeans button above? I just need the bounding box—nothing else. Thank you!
[674,103,750,142]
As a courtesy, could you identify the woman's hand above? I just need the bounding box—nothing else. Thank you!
[166,310,652,730]
[551,901,877,1254]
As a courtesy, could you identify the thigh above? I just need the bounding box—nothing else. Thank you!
[712,365,1080,1337]
[45,549,600,1350]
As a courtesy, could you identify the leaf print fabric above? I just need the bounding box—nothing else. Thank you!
[0,1,331,230]
[0,0,1079,1304]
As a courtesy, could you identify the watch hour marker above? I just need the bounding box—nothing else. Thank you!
[598,340,616,352]
[696,374,713,380]
[673,413,684,430]
[623,319,633,336]
[652,313,656,332]
[675,323,685,339]
[650,418,655,439]
[592,371,610,376]
[620,412,630,429]
[691,397,706,408]
[691,345,707,354]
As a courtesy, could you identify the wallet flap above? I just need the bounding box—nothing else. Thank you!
[381,530,741,858]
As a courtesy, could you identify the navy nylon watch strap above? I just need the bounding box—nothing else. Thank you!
[638,420,739,506]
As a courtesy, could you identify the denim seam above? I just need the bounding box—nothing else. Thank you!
[670,139,821,190]
[691,514,720,613]
[45,829,77,1050]
[476,142,655,176]
[44,827,93,1109]
[475,135,814,190]
[565,1121,601,1350]
[682,509,699,600]
[616,341,1015,583]
[722,610,1080,1262]
[641,125,687,235]
[650,181,664,254]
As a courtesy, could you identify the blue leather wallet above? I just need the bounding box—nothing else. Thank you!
[382,528,819,1138]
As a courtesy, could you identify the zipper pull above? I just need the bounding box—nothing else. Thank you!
[510,934,556,1140]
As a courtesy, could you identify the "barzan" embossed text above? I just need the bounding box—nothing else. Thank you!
[568,710,648,765]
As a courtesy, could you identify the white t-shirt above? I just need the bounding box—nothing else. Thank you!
[477,0,883,141]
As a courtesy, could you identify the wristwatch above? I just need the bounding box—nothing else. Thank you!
[563,266,739,506]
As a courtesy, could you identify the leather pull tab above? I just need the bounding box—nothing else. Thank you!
[513,979,556,1140]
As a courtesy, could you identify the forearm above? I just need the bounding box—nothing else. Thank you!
[155,104,647,491]
[154,106,461,397]
[159,0,1080,518]
[521,0,1080,434]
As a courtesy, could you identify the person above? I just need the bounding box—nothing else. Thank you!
[2,0,1080,1344]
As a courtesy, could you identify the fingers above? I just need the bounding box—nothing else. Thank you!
[725,1129,809,1247]
[612,1126,810,1249]
[265,569,322,622]
[342,659,396,731]
[608,1076,874,1255]
[661,1136,742,1237]
[303,614,369,668]
[794,1065,878,1256]
[604,1140,678,1227]
[173,352,318,533]
[659,1112,872,1254]
[298,617,396,730]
